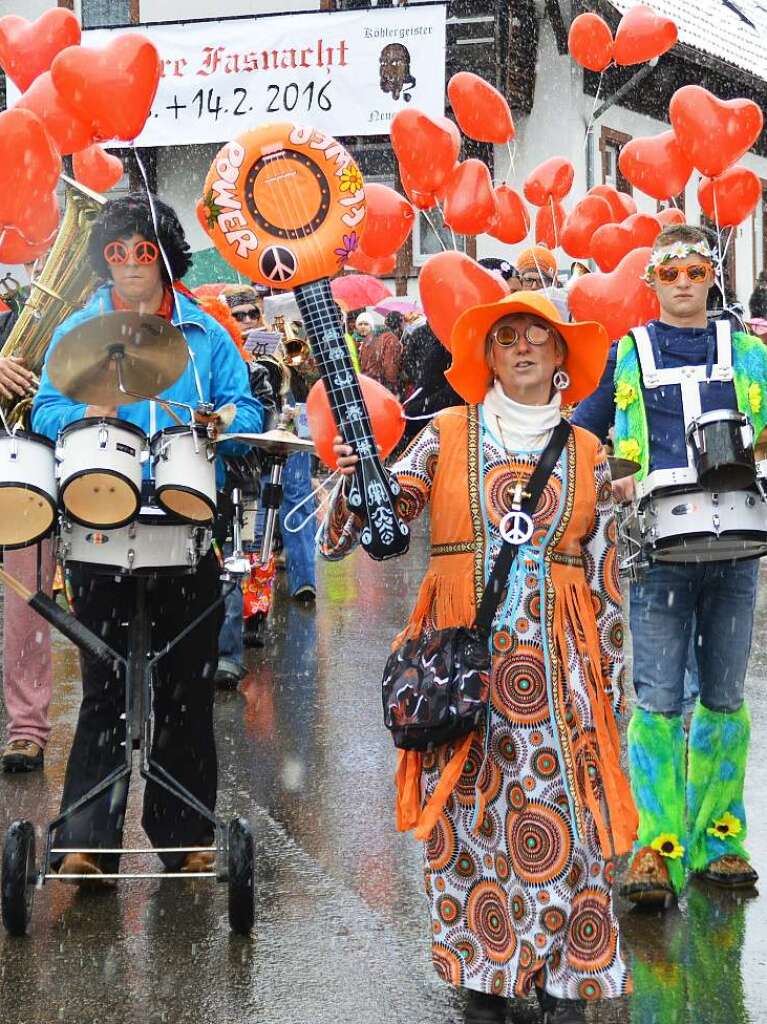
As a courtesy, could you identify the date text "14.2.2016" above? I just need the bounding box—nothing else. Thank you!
[164,83,332,121]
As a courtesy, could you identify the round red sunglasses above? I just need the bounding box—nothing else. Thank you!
[104,240,160,266]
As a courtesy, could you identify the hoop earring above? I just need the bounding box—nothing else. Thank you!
[553,369,570,391]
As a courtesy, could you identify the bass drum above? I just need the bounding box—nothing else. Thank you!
[0,432,57,549]
[58,506,212,576]
[640,487,767,563]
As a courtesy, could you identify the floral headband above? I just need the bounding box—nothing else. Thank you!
[643,240,714,282]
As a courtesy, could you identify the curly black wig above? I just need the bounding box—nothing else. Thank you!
[88,192,192,284]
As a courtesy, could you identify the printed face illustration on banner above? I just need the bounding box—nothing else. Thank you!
[379,43,416,102]
[198,121,367,288]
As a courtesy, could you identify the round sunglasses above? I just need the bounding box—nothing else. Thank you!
[104,240,159,266]
[490,321,554,348]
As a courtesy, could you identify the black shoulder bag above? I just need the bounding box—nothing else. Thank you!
[382,420,572,751]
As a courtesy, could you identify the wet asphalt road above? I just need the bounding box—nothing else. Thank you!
[0,520,765,1024]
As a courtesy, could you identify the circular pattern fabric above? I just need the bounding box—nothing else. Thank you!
[426,812,458,872]
[448,929,484,978]
[453,737,483,807]
[493,643,548,724]
[507,800,573,886]
[466,880,517,964]
[431,942,464,986]
[566,887,617,973]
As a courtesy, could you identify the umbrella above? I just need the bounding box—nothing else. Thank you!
[331,274,392,310]
[374,297,420,316]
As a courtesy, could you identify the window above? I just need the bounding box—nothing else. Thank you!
[80,0,132,28]
[599,127,633,195]
[412,211,469,266]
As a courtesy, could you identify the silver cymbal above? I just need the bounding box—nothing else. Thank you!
[217,428,315,457]
[608,456,641,481]
[47,312,189,406]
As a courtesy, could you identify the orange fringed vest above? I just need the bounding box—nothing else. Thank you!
[394,406,637,858]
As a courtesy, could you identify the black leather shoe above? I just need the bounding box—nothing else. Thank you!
[464,990,506,1023]
[542,999,586,1023]
[243,614,265,648]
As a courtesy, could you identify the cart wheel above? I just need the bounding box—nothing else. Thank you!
[2,820,36,937]
[228,816,254,935]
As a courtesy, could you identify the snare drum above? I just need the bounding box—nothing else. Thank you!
[640,487,767,563]
[686,409,756,493]
[58,505,211,576]
[0,432,57,549]
[58,418,146,530]
[150,425,216,524]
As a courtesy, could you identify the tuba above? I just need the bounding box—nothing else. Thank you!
[1,175,105,428]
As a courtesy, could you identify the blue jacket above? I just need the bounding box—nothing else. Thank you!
[32,286,264,487]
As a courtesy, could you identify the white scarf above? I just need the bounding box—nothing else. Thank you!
[482,380,562,451]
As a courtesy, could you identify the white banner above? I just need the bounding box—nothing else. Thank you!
[83,5,447,146]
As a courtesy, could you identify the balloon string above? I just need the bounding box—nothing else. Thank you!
[548,195,561,252]
[422,209,447,252]
[402,387,423,406]
[584,71,606,142]
[711,186,728,304]
[505,140,517,183]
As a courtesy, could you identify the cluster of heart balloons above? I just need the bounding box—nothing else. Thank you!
[0,9,161,264]
[568,4,678,73]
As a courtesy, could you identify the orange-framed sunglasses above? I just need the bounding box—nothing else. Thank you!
[104,240,160,266]
[655,262,712,285]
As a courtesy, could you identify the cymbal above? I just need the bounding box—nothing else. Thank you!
[47,312,188,406]
[608,456,641,481]
[218,428,315,457]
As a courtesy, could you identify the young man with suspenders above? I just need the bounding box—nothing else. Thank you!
[572,225,761,906]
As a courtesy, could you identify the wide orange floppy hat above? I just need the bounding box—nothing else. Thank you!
[446,290,610,405]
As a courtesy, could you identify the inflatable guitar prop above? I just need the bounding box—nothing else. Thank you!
[198,122,409,560]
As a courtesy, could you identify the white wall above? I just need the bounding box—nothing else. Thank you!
[139,0,322,20]
[0,0,53,14]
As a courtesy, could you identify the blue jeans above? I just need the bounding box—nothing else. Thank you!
[218,541,245,676]
[630,559,758,715]
[256,452,317,596]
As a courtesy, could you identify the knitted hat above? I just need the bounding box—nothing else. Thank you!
[516,246,558,280]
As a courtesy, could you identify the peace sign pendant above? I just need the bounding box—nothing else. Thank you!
[500,508,535,546]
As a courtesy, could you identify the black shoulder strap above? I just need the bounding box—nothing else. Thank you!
[474,419,572,638]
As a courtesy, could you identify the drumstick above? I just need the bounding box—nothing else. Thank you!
[0,565,117,668]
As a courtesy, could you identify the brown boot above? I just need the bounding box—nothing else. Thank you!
[696,854,759,890]
[620,846,676,907]
[58,852,108,886]
[1,739,44,773]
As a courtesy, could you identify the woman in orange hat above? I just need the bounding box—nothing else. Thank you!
[321,292,636,1024]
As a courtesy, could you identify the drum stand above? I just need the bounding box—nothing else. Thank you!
[1,543,255,938]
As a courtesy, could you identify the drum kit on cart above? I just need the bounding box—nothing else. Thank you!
[615,408,767,581]
[0,310,313,937]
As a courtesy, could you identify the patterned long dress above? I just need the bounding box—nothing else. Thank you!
[321,404,634,1003]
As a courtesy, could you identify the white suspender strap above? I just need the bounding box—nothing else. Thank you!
[630,326,660,388]
[712,319,734,380]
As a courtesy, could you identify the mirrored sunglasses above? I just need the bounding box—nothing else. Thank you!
[655,263,711,284]
[491,322,553,348]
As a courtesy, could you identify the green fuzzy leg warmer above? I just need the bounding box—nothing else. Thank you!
[687,701,751,872]
[627,708,686,892]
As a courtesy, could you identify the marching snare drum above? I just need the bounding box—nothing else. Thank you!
[639,487,767,563]
[58,505,212,576]
[150,425,216,524]
[0,432,57,549]
[58,418,146,530]
[686,409,756,493]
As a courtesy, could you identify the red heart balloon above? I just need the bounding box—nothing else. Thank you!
[568,13,614,73]
[399,165,437,211]
[669,86,763,179]
[359,182,414,259]
[0,225,55,265]
[614,4,678,66]
[657,207,686,227]
[51,34,161,143]
[307,374,405,470]
[592,213,661,272]
[443,160,498,236]
[345,249,397,276]
[569,247,659,342]
[535,200,566,250]
[73,144,124,194]
[588,184,636,222]
[419,251,509,350]
[15,190,60,246]
[560,195,613,259]
[15,70,93,156]
[699,165,762,228]
[523,157,574,207]
[618,130,693,201]
[447,72,515,145]
[0,9,80,93]
[0,109,60,236]
[391,110,461,194]
[488,185,530,244]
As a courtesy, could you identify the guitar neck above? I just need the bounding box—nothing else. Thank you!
[294,279,377,459]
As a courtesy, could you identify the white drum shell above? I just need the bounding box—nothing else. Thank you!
[58,419,146,529]
[640,488,767,563]
[0,433,57,549]
[58,512,211,575]
[150,428,217,523]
